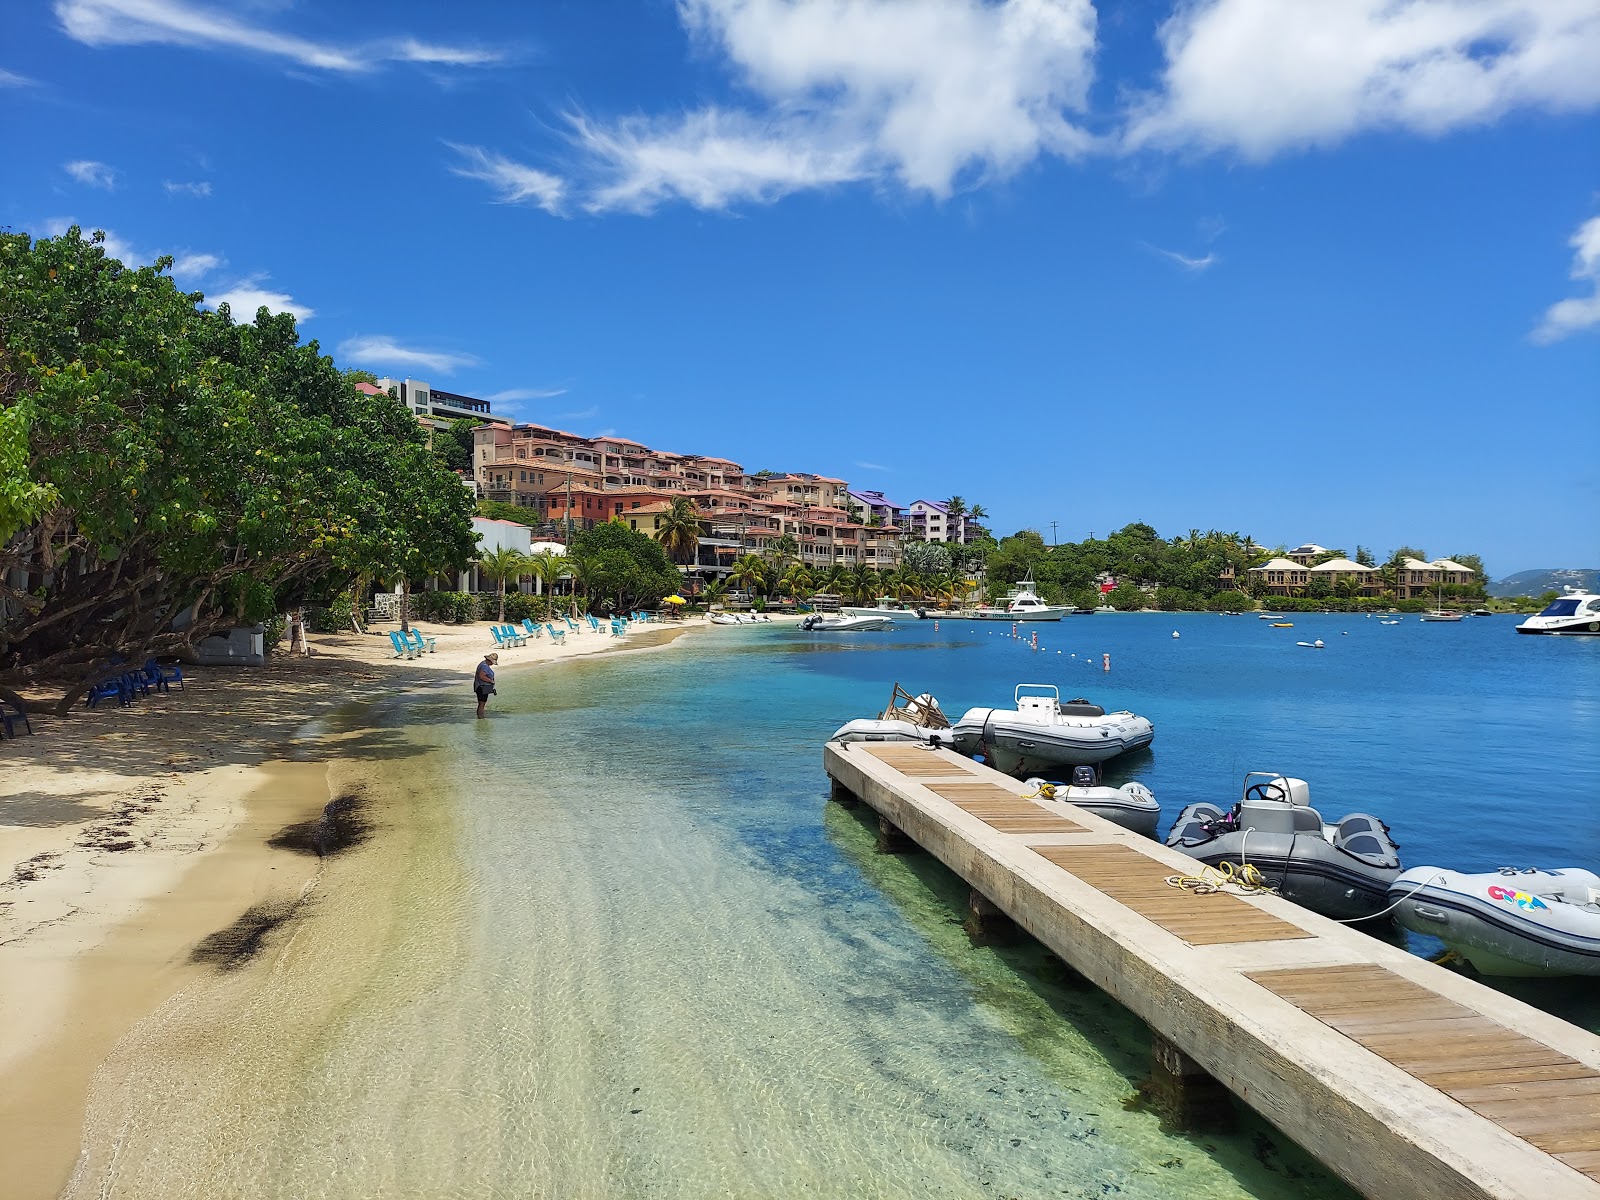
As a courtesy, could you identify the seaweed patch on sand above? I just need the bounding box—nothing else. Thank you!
[268,790,370,858]
[189,897,306,971]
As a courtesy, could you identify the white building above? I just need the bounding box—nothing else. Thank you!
[907,499,965,544]
[376,377,511,429]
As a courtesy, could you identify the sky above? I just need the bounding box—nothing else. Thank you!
[3,0,1597,576]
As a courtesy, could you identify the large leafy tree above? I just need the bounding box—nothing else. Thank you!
[0,227,475,711]
[568,519,679,613]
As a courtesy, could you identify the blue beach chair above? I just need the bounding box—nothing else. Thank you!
[545,623,566,644]
[143,658,184,692]
[2,700,33,738]
[562,615,580,632]
[521,619,544,640]
[405,628,437,654]
[586,614,601,632]
[389,630,417,659]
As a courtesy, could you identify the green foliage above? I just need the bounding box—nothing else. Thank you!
[1206,589,1254,611]
[414,591,479,623]
[902,539,951,577]
[476,500,541,526]
[1108,583,1147,611]
[434,417,478,475]
[342,369,379,386]
[983,524,1263,603]
[310,596,355,633]
[568,520,679,613]
[501,591,539,623]
[0,227,477,706]
[655,496,702,564]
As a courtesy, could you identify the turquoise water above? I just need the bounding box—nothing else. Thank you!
[69,617,1597,1198]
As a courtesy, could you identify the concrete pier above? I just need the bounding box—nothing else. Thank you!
[825,741,1600,1200]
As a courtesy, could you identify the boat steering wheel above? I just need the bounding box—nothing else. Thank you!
[1244,782,1281,804]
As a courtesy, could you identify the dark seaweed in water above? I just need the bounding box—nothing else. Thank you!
[268,791,369,857]
[189,898,302,970]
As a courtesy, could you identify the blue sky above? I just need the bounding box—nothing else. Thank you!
[4,0,1597,575]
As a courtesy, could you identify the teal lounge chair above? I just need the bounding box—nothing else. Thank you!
[389,630,418,659]
[405,628,437,654]
[562,615,580,632]
[501,624,528,646]
[545,623,566,643]
[586,614,601,632]
[521,619,544,640]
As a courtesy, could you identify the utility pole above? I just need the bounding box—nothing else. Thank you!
[565,470,574,542]
[1050,520,1058,546]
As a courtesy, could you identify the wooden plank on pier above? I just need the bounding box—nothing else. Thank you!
[856,743,983,777]
[924,782,1086,834]
[1035,843,1314,946]
[1250,963,1600,1181]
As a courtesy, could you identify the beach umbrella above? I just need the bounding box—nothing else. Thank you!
[663,595,687,604]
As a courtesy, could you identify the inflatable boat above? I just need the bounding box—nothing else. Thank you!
[1025,767,1160,838]
[947,685,1154,776]
[1388,866,1600,977]
[1165,773,1401,922]
[830,686,956,748]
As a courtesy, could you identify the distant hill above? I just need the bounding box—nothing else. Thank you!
[1488,568,1600,598]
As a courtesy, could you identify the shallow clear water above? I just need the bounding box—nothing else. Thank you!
[71,616,1598,1198]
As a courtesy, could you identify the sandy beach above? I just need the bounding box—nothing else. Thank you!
[0,614,721,1200]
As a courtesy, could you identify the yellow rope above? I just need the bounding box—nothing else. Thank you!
[1164,860,1277,897]
[1022,782,1058,800]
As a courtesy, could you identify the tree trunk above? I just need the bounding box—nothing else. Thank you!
[400,580,411,634]
[498,578,506,622]
[348,578,366,635]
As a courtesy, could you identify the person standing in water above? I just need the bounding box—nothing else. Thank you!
[474,652,498,719]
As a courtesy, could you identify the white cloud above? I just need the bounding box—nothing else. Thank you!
[1146,243,1217,271]
[206,276,315,321]
[447,144,566,213]
[170,250,223,281]
[486,387,568,402]
[460,0,1099,215]
[337,334,479,374]
[0,68,37,87]
[854,460,889,471]
[558,407,601,421]
[163,179,213,197]
[54,0,501,73]
[1126,0,1600,159]
[64,159,116,189]
[1533,214,1600,344]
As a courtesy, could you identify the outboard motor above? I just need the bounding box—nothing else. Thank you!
[1071,765,1097,788]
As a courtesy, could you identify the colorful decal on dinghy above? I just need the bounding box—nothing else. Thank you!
[1486,884,1549,911]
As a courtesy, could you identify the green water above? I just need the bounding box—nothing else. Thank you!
[68,637,1353,1199]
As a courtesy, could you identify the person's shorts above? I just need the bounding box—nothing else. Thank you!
[474,686,492,700]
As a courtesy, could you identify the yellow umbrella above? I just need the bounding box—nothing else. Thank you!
[663,595,687,604]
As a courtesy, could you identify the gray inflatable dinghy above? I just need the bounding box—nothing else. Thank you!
[1389,866,1600,977]
[1165,773,1401,922]
[1024,766,1159,838]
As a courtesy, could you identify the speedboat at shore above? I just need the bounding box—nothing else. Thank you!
[966,571,1069,621]
[1026,767,1160,838]
[1165,773,1401,922]
[949,685,1154,775]
[841,596,930,621]
[1516,590,1600,636]
[801,613,894,631]
[1390,867,1600,976]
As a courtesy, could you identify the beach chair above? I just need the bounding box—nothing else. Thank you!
[390,630,418,659]
[499,625,527,647]
[562,615,580,632]
[585,614,601,632]
[405,628,437,654]
[1,700,33,738]
[86,677,131,708]
[545,623,566,644]
[142,658,185,692]
[521,619,544,640]
[609,619,627,638]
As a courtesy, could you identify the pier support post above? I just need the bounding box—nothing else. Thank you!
[828,777,859,808]
[964,889,1021,946]
[1143,1033,1234,1132]
[876,816,915,854]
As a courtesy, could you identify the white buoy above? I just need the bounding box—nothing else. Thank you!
[1172,630,1180,638]
[1315,639,1325,648]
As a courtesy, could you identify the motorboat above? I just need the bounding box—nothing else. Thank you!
[948,685,1154,775]
[841,596,929,621]
[1471,608,1494,617]
[830,684,956,748]
[1516,590,1600,636]
[1389,867,1600,977]
[1380,619,1401,625]
[1420,611,1463,623]
[1295,640,1326,649]
[801,613,894,631]
[1165,773,1401,922]
[1269,622,1294,628]
[967,572,1069,621]
[1025,766,1160,838]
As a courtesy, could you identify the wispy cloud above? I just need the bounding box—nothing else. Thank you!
[1532,214,1600,344]
[169,250,223,281]
[1124,0,1600,159]
[486,387,568,403]
[163,179,212,198]
[557,407,600,422]
[336,334,479,374]
[54,0,503,74]
[456,0,1099,215]
[64,159,116,189]
[0,67,37,87]
[447,144,565,213]
[1144,243,1217,271]
[854,460,890,471]
[207,275,314,321]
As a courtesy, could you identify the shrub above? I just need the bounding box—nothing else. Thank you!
[502,592,538,622]
[310,597,353,632]
[414,590,478,623]
[1206,590,1253,611]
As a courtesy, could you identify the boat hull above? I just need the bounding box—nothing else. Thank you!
[966,609,1066,622]
[1046,784,1158,838]
[950,708,1154,773]
[1390,868,1600,977]
[1516,619,1600,635]
[830,719,954,748]
[840,606,928,621]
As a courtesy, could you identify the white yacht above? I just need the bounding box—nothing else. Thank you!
[800,613,894,631]
[841,596,929,621]
[967,572,1069,621]
[1516,590,1600,636]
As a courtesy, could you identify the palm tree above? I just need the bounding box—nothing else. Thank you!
[728,553,770,597]
[814,564,846,597]
[701,578,729,608]
[528,549,568,617]
[845,563,879,604]
[943,495,967,521]
[779,562,814,603]
[478,546,529,621]
[768,533,798,571]
[656,496,702,566]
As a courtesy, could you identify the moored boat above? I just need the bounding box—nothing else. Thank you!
[801,613,894,631]
[1164,773,1401,922]
[1389,866,1600,976]
[1025,766,1159,838]
[1516,590,1600,636]
[841,596,929,621]
[830,683,955,747]
[967,571,1069,621]
[947,685,1154,775]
